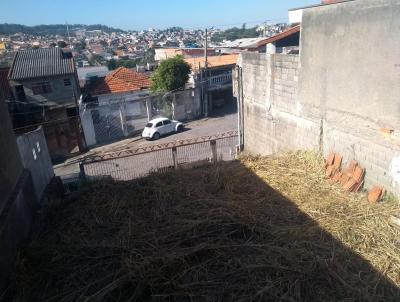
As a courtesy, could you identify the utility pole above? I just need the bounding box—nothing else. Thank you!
[204,28,208,69]
[66,21,71,45]
[204,28,209,117]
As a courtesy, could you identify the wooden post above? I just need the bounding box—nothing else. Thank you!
[172,147,178,170]
[210,140,217,164]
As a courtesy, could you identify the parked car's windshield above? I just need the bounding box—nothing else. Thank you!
[145,123,153,128]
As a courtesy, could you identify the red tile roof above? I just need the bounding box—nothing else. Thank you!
[89,67,151,95]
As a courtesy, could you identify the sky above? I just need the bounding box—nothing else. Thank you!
[1,0,318,30]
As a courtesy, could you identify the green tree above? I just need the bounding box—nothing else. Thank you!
[89,54,103,66]
[211,26,259,43]
[57,40,67,48]
[107,59,118,70]
[150,56,191,92]
[74,40,86,51]
[107,58,139,70]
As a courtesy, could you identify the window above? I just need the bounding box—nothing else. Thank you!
[63,78,71,86]
[32,82,52,95]
[163,120,171,125]
[155,122,162,127]
[145,123,153,128]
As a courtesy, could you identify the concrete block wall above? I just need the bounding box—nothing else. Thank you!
[271,55,300,115]
[239,53,320,156]
[239,51,400,195]
[323,121,400,194]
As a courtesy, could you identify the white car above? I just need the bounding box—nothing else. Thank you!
[142,117,184,140]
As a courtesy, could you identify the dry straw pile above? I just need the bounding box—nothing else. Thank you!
[10,151,400,301]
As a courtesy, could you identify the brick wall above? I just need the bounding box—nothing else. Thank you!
[239,53,320,156]
[238,52,400,195]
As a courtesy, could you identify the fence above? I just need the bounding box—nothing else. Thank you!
[13,116,84,163]
[80,131,238,181]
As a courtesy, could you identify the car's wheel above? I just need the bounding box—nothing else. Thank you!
[177,125,184,133]
[152,132,160,140]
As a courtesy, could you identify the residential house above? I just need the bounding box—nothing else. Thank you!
[258,25,301,54]
[77,66,110,88]
[217,37,272,53]
[80,67,152,146]
[8,48,80,124]
[185,54,238,116]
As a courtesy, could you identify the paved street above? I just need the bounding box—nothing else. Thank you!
[54,108,237,178]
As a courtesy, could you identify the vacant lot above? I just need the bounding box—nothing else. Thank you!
[11,152,400,301]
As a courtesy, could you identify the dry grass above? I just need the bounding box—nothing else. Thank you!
[10,151,400,301]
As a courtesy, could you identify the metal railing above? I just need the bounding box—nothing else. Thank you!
[208,73,232,87]
[80,131,238,181]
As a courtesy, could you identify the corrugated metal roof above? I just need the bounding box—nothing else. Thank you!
[8,48,75,80]
[219,38,268,49]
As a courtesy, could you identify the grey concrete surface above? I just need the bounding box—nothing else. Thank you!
[238,0,400,195]
[298,0,400,129]
[0,170,37,291]
[0,99,23,214]
[16,127,54,203]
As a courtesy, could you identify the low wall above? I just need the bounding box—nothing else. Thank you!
[238,52,400,195]
[81,89,201,147]
[0,170,37,290]
[16,127,54,203]
[239,53,320,156]
[1,127,54,290]
[0,99,23,215]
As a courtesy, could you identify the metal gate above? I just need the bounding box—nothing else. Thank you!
[80,131,238,181]
[91,105,124,144]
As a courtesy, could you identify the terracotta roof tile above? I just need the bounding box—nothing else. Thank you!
[89,67,151,95]
[368,186,385,203]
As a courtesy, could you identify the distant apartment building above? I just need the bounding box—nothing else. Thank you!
[7,48,80,125]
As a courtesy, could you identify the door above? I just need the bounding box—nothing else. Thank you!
[162,119,174,134]
[154,121,164,135]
